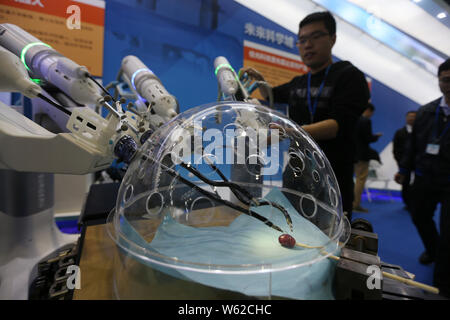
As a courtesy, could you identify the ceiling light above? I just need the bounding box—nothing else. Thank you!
[437,12,447,19]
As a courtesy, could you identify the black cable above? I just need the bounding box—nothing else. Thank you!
[202,161,293,231]
[143,154,285,233]
[204,161,254,200]
[165,165,285,233]
[205,160,256,206]
[257,200,293,231]
[180,162,252,204]
[37,93,71,116]
[179,161,293,231]
[180,162,237,188]
[87,74,117,103]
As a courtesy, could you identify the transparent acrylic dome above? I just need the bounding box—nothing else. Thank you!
[107,102,351,299]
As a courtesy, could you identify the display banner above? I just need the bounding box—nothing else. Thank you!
[0,0,105,76]
[243,40,308,99]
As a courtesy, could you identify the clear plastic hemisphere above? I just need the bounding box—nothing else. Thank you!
[107,102,351,299]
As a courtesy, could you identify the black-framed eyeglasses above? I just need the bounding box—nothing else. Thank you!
[439,76,450,84]
[296,31,329,46]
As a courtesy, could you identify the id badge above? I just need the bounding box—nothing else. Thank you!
[426,143,440,155]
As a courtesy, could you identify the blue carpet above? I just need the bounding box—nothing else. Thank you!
[56,219,81,235]
[354,189,441,286]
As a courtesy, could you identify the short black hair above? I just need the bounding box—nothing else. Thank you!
[438,58,450,76]
[299,11,336,35]
[406,110,417,116]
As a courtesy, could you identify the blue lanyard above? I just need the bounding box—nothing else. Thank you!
[307,65,331,123]
[433,105,450,142]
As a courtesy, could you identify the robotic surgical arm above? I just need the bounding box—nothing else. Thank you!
[0,23,103,106]
[109,55,178,132]
[0,53,137,173]
[0,24,141,174]
[214,56,273,108]
[214,56,273,138]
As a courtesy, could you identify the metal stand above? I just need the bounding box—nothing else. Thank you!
[0,170,79,300]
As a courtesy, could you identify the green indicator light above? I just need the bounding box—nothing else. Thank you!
[31,78,41,84]
[214,63,235,76]
[20,42,52,71]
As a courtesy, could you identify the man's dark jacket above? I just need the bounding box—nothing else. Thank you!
[393,127,410,165]
[400,98,450,183]
[354,116,380,162]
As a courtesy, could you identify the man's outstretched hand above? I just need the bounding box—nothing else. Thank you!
[394,172,405,184]
[239,67,266,81]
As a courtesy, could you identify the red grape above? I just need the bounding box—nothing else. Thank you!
[279,234,296,248]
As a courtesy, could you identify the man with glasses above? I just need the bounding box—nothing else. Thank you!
[395,58,450,297]
[243,11,370,221]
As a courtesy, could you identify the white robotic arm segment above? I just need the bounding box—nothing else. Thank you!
[45,57,103,105]
[0,46,41,98]
[121,55,178,121]
[214,56,239,96]
[0,23,103,105]
[0,97,144,174]
[0,101,113,174]
[68,105,141,162]
[66,106,118,153]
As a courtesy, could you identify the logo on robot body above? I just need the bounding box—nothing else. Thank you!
[66,265,81,290]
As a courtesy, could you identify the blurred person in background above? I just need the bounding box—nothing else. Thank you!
[353,103,382,213]
[393,111,417,211]
[395,58,450,297]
